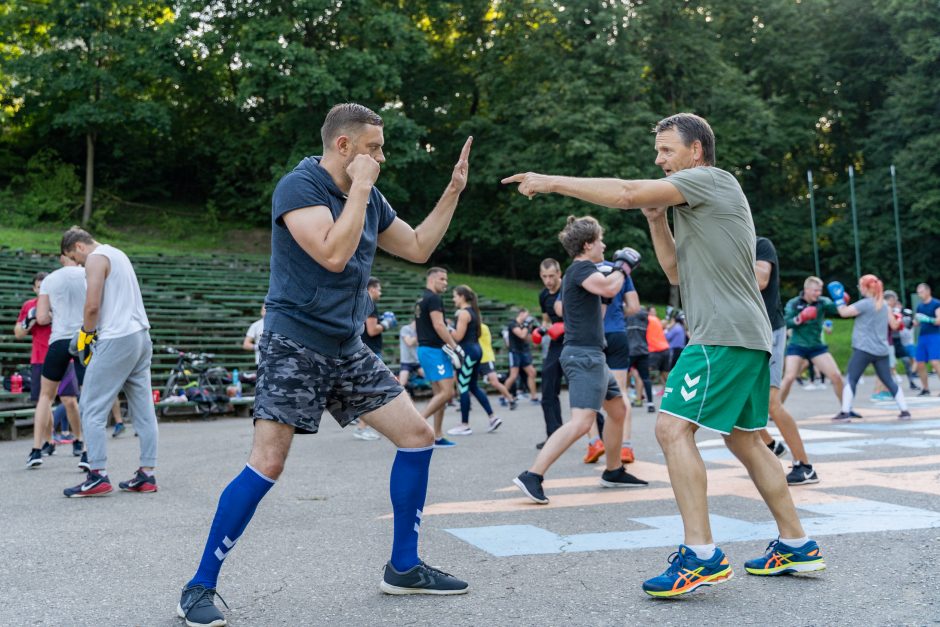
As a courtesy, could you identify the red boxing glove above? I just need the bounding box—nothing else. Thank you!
[547,322,565,340]
[795,306,817,325]
[532,328,544,345]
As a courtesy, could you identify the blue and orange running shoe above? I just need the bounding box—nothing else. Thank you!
[744,539,826,575]
[642,545,733,597]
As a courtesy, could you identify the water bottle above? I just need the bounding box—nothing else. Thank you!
[11,372,23,394]
[232,368,242,398]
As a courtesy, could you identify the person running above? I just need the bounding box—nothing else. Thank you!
[59,227,160,498]
[503,308,539,403]
[831,276,911,421]
[26,257,87,468]
[503,112,824,596]
[913,283,940,395]
[535,258,564,446]
[754,236,817,485]
[478,321,515,409]
[446,285,502,435]
[416,267,460,448]
[242,304,265,366]
[646,306,671,386]
[513,216,647,504]
[625,309,656,414]
[178,104,472,625]
[780,277,845,414]
[356,276,396,441]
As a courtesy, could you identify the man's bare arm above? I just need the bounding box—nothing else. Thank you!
[36,293,52,326]
[83,255,110,331]
[501,173,685,209]
[755,260,772,290]
[644,209,679,285]
[430,310,457,348]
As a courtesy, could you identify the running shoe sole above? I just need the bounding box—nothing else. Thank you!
[378,581,469,596]
[599,478,647,488]
[787,474,820,486]
[512,477,549,504]
[65,486,113,498]
[176,603,226,627]
[487,418,502,433]
[745,560,826,576]
[644,568,734,598]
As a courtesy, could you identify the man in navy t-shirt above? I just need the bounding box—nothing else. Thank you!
[914,283,940,395]
[178,103,473,625]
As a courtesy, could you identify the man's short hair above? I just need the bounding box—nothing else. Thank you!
[540,258,561,272]
[321,103,383,150]
[917,283,931,292]
[804,276,823,288]
[32,271,48,285]
[60,226,95,254]
[558,215,602,259]
[654,113,716,166]
[884,290,898,301]
[367,276,381,289]
[427,267,447,277]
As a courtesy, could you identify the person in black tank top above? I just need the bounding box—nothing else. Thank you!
[447,286,502,435]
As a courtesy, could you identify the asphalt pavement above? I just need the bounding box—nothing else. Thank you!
[2,375,940,626]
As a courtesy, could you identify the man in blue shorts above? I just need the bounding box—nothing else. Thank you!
[914,282,940,395]
[177,104,472,626]
[503,112,824,597]
[416,267,461,447]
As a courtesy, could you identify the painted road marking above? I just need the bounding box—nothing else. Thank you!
[697,427,863,449]
[445,498,940,557]
[699,436,940,462]
[412,455,940,517]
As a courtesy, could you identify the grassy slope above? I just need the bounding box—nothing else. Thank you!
[1,223,872,371]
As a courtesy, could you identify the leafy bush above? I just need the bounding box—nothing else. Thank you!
[0,149,81,227]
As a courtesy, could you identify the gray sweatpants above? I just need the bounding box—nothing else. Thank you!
[80,329,159,471]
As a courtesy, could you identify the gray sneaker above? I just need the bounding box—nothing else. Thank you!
[177,584,227,627]
[380,561,469,595]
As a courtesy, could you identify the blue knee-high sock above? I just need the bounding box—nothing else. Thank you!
[188,464,275,589]
[389,447,433,571]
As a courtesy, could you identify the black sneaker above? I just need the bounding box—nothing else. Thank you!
[72,440,83,456]
[848,411,862,418]
[380,561,469,595]
[63,471,113,497]
[77,451,90,471]
[909,382,921,391]
[599,466,649,488]
[509,399,518,411]
[26,448,43,468]
[535,441,545,450]
[513,471,549,504]
[177,584,228,627]
[41,441,56,456]
[898,410,912,421]
[766,439,787,458]
[831,412,852,422]
[786,461,819,486]
[918,389,931,397]
[119,468,158,492]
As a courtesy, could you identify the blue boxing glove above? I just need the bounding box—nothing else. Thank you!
[827,281,849,305]
[380,311,398,330]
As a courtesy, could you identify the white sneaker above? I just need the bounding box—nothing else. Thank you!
[487,416,503,432]
[353,428,380,441]
[447,425,473,436]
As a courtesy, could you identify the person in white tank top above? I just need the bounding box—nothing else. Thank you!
[60,226,159,498]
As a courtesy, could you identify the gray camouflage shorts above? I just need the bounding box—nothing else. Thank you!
[253,332,404,433]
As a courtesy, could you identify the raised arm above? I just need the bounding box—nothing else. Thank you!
[501,173,685,209]
[643,208,679,285]
[379,137,472,263]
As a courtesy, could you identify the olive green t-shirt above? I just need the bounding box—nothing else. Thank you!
[666,166,772,353]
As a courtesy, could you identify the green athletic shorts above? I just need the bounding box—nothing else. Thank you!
[659,344,770,435]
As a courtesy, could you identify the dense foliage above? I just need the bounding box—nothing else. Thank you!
[1,0,937,300]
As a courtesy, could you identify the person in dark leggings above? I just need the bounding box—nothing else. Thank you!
[626,310,655,413]
[831,274,911,421]
[447,285,502,435]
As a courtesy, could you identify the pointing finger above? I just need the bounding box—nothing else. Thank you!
[501,173,527,185]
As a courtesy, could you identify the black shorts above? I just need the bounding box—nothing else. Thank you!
[785,344,829,360]
[604,331,630,370]
[649,349,671,373]
[399,362,421,374]
[479,361,496,376]
[41,339,86,386]
[31,363,80,401]
[509,350,533,369]
[254,332,404,434]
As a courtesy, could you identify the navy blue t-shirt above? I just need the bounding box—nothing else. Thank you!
[264,156,397,357]
[560,260,606,349]
[917,298,940,336]
[598,261,636,334]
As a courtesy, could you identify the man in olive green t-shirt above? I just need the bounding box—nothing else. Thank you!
[503,112,825,597]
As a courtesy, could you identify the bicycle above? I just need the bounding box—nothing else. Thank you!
[161,346,231,416]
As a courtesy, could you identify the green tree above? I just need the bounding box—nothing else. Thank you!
[0,1,178,224]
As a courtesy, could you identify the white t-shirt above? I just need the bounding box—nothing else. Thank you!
[246,318,264,364]
[90,244,150,340]
[40,266,86,343]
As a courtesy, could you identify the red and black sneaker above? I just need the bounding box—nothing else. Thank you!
[119,468,158,493]
[64,471,113,498]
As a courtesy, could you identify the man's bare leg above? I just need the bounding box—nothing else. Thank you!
[655,413,711,544]
[530,409,596,475]
[421,378,453,439]
[811,353,844,404]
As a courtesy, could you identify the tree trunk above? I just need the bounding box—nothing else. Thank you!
[82,131,95,226]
